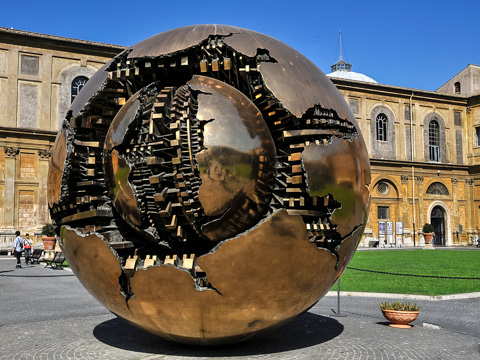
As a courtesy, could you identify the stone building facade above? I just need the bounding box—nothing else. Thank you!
[329,65,480,246]
[0,28,123,248]
[1,27,479,249]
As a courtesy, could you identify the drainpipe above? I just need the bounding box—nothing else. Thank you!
[410,92,416,247]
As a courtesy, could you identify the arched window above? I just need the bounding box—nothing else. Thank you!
[426,182,449,196]
[71,76,88,103]
[429,120,440,162]
[376,113,388,141]
[454,82,461,94]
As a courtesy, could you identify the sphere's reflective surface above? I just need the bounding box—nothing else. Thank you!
[48,24,371,345]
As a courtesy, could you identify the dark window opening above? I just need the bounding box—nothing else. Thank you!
[454,82,461,94]
[378,206,389,220]
[376,113,388,141]
[429,120,440,162]
[71,76,89,103]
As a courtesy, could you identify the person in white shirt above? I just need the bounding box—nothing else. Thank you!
[13,231,23,269]
[23,233,34,265]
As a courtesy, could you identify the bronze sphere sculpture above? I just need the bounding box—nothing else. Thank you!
[48,24,371,345]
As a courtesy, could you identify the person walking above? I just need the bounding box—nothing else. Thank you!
[23,233,33,265]
[13,231,24,269]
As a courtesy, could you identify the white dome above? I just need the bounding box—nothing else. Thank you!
[327,70,377,83]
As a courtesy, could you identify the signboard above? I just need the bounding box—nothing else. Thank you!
[387,222,394,235]
[396,222,403,235]
[379,222,385,235]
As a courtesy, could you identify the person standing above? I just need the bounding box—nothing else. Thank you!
[23,233,33,265]
[13,231,23,269]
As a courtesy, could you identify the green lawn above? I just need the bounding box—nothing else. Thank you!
[338,250,480,296]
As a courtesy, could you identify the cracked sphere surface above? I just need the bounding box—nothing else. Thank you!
[48,24,371,345]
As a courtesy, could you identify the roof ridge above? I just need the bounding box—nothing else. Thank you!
[0,27,126,49]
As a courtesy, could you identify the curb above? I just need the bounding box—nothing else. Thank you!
[326,291,480,301]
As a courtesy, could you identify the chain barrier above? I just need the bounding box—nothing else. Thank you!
[347,267,480,280]
[3,267,478,279]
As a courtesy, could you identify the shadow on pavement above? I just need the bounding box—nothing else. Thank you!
[93,312,343,356]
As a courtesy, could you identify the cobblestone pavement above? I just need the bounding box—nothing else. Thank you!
[1,256,479,359]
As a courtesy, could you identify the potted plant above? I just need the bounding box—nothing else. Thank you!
[422,223,435,245]
[41,223,56,251]
[380,301,420,328]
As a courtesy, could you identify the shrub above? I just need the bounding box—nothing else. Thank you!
[41,223,56,237]
[422,223,434,233]
[380,301,420,311]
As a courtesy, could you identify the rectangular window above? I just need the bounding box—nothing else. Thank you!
[454,111,462,126]
[476,127,480,147]
[378,206,389,220]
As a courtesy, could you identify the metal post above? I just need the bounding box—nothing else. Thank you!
[331,279,347,317]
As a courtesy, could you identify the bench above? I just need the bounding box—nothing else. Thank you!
[29,249,43,264]
[43,251,66,269]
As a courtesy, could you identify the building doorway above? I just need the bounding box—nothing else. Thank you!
[431,206,445,245]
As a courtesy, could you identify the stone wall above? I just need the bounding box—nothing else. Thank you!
[334,80,475,246]
[0,30,122,250]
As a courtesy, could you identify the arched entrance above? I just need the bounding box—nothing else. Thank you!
[430,206,446,245]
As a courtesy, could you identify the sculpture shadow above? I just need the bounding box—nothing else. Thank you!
[93,312,343,356]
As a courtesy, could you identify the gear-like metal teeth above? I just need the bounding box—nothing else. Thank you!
[251,85,347,252]
[131,85,205,246]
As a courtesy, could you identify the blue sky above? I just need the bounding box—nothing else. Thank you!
[2,0,479,91]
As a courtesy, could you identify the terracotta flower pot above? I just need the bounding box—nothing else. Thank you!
[423,232,434,244]
[381,309,420,328]
[42,236,57,250]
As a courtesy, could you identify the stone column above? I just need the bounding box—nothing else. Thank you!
[37,149,51,237]
[401,175,409,221]
[0,147,18,248]
[3,147,18,229]
[401,175,410,245]
[416,176,424,244]
[451,178,458,246]
[465,178,475,245]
